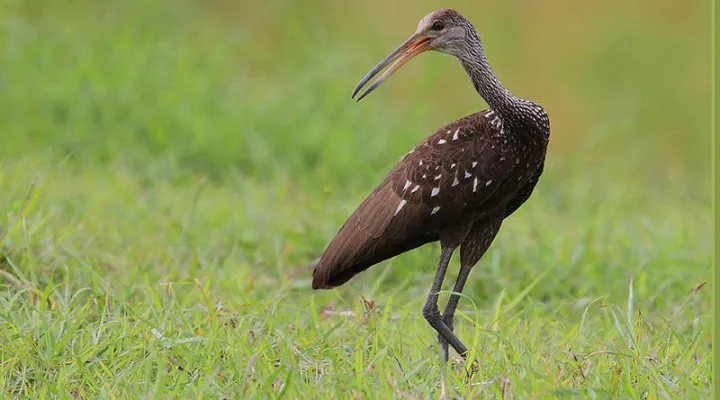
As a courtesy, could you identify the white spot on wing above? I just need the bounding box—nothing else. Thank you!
[431,206,440,215]
[486,180,493,186]
[434,174,441,180]
[464,171,472,179]
[431,187,439,197]
[395,200,406,216]
[452,129,459,141]
[411,184,420,193]
[403,180,412,191]
[471,161,478,168]
[452,175,459,187]
[438,139,446,144]
[473,178,478,192]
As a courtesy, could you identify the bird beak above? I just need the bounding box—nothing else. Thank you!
[352,33,432,102]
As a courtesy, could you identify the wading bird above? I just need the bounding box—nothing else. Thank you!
[312,9,550,364]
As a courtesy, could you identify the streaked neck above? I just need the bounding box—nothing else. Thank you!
[458,36,518,114]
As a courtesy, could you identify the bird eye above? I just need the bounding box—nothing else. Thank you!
[431,21,444,31]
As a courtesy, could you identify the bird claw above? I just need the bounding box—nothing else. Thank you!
[463,358,480,382]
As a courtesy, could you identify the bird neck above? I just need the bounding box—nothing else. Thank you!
[459,39,519,116]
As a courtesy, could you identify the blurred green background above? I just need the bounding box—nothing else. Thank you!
[0,0,711,397]
[1,0,710,185]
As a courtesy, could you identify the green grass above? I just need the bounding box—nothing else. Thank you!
[0,0,712,398]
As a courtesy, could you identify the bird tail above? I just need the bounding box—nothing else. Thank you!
[311,226,434,289]
[311,220,373,289]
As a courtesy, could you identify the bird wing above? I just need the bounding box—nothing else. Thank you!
[312,109,515,289]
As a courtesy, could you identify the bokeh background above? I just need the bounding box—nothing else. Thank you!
[0,0,712,397]
[2,0,710,184]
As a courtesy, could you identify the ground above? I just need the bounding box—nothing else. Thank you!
[0,1,711,398]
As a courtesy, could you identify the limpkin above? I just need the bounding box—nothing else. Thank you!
[312,9,550,364]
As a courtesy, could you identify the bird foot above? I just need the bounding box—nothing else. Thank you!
[463,358,480,382]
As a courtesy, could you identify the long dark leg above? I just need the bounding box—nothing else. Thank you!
[422,247,469,357]
[438,264,473,362]
[438,217,504,361]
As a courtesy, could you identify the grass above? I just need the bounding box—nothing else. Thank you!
[0,0,712,398]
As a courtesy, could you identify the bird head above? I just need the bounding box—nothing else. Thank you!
[352,9,476,102]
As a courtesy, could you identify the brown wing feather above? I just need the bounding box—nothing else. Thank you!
[312,109,522,289]
[312,180,437,289]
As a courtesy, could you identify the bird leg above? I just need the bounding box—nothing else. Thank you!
[438,217,503,366]
[422,247,469,358]
[438,264,473,362]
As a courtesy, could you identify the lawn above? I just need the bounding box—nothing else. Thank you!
[0,0,712,398]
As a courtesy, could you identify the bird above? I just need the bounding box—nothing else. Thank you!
[311,8,550,365]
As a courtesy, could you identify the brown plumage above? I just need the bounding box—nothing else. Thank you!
[311,8,550,365]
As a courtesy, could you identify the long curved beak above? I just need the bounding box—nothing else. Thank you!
[351,33,432,102]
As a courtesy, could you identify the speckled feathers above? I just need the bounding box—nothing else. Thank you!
[312,106,548,289]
